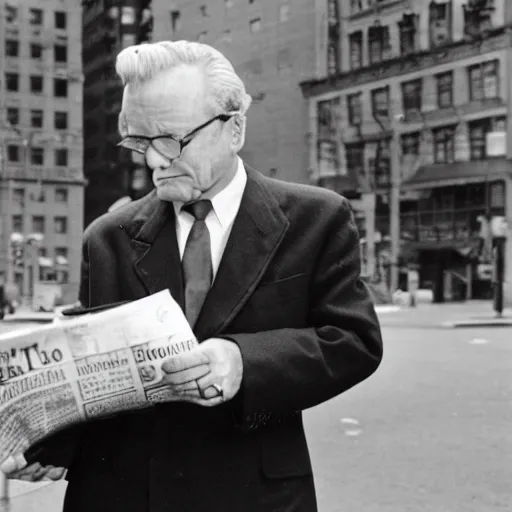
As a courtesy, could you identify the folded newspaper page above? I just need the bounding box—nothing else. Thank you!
[0,290,197,466]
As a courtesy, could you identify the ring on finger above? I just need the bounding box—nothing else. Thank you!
[211,383,224,399]
[196,379,207,399]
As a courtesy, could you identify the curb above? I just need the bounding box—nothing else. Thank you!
[375,305,401,314]
[2,313,54,323]
[442,318,512,328]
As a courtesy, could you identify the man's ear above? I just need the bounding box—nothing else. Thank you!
[231,115,246,150]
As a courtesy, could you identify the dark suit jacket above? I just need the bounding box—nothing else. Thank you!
[35,166,382,512]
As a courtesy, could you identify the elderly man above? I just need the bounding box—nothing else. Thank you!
[3,41,383,512]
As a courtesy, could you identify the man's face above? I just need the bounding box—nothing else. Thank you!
[121,65,236,203]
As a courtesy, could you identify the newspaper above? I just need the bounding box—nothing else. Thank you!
[0,290,197,466]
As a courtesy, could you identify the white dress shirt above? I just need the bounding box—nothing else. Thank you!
[173,157,247,280]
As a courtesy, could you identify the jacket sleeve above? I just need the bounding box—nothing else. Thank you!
[227,199,383,427]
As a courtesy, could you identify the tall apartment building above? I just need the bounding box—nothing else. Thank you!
[301,0,512,303]
[149,0,321,183]
[82,0,153,226]
[0,0,84,303]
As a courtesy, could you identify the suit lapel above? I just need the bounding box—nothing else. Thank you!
[126,192,185,309]
[194,167,289,340]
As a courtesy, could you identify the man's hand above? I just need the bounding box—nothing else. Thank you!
[161,338,243,407]
[1,453,67,482]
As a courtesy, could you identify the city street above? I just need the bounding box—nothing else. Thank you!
[0,305,510,511]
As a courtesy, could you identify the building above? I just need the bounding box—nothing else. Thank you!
[301,0,512,304]
[82,0,154,227]
[151,0,323,185]
[0,0,85,304]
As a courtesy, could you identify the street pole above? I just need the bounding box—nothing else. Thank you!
[389,115,401,294]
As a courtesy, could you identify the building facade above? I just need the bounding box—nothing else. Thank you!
[151,0,322,185]
[82,0,153,227]
[301,0,512,303]
[0,0,84,304]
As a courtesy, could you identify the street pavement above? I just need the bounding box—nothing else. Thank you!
[0,303,510,512]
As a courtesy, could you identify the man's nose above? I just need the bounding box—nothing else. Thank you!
[146,145,171,169]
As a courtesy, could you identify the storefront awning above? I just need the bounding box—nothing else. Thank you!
[402,158,512,190]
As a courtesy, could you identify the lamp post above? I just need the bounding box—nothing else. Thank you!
[490,216,507,317]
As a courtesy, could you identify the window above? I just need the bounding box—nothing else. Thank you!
[54,78,68,97]
[490,182,505,208]
[200,5,208,16]
[30,43,42,59]
[468,60,499,101]
[55,188,68,203]
[279,4,290,22]
[7,107,19,125]
[31,109,44,128]
[401,132,420,155]
[433,126,456,163]
[349,31,363,70]
[12,215,23,233]
[436,71,453,108]
[345,143,365,176]
[371,87,390,118]
[277,49,292,73]
[54,111,68,130]
[351,0,363,14]
[32,216,45,234]
[369,141,391,189]
[347,93,362,126]
[54,45,67,63]
[55,247,68,258]
[170,10,181,31]
[250,18,261,33]
[468,118,497,160]
[7,145,20,162]
[464,2,493,36]
[54,217,68,234]
[5,4,18,23]
[13,188,25,203]
[198,31,207,42]
[30,75,44,93]
[29,8,43,25]
[5,73,19,92]
[402,79,422,113]
[5,39,19,57]
[368,25,390,65]
[38,247,47,257]
[31,147,44,165]
[121,6,135,25]
[399,13,417,55]
[221,29,232,43]
[55,149,68,166]
[55,11,67,29]
[429,1,452,47]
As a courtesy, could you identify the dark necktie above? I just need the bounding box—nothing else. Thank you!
[182,200,213,328]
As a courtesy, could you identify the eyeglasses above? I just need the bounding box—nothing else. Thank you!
[117,113,234,160]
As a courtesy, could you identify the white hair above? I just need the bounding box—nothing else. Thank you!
[116,40,252,116]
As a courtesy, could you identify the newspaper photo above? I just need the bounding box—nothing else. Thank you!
[0,290,197,466]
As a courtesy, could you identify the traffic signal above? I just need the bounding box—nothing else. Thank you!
[12,243,24,268]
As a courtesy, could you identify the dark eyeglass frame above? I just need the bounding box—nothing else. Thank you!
[117,113,235,158]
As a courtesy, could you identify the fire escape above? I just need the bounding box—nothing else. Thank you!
[327,0,340,76]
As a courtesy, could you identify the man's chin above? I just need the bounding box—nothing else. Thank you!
[156,185,193,203]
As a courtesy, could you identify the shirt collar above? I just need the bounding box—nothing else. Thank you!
[173,157,247,228]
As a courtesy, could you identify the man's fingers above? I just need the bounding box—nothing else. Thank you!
[44,467,66,481]
[1,453,27,475]
[171,372,218,393]
[161,363,210,386]
[161,350,210,374]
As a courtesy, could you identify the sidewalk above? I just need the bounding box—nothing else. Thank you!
[2,307,55,323]
[375,299,512,328]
